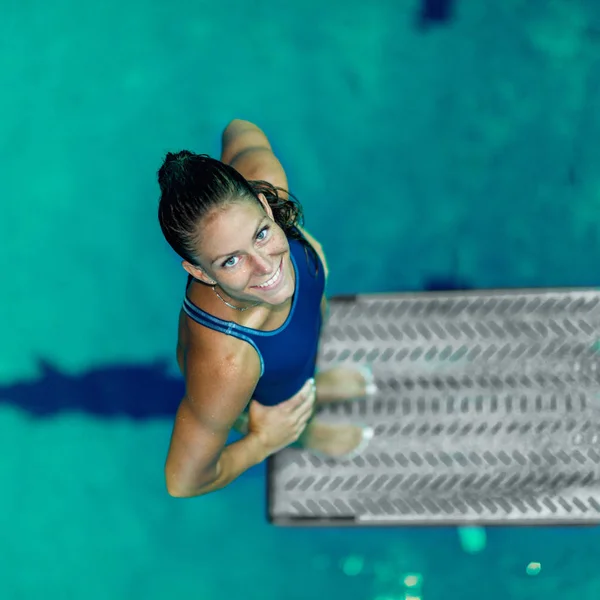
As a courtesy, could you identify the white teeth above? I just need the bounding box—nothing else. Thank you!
[257,263,281,288]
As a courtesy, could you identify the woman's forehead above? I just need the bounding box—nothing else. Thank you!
[202,198,262,228]
[196,200,265,259]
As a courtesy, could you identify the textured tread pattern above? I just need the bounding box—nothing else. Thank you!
[268,289,600,524]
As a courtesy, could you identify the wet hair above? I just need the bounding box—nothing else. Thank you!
[157,151,319,277]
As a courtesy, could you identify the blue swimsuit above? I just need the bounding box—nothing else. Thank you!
[182,231,326,406]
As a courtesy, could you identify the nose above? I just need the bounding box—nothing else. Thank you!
[252,253,275,274]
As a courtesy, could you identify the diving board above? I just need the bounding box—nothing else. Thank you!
[267,289,600,526]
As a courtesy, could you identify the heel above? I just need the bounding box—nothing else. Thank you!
[355,364,378,398]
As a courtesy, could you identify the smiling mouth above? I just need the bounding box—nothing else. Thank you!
[251,258,283,290]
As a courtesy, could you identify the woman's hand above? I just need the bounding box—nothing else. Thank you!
[247,378,316,456]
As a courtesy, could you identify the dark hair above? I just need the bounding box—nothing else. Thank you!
[157,151,319,277]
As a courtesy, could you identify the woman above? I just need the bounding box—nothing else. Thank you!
[159,119,375,498]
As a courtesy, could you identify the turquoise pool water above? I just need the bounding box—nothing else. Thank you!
[2,1,600,598]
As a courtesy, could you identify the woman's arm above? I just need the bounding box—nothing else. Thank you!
[165,344,264,498]
[221,119,288,192]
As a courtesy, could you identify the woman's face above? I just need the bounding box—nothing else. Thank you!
[188,195,295,307]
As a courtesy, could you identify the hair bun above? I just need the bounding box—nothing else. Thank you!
[165,150,193,164]
[158,151,194,191]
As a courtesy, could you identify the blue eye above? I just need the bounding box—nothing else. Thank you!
[223,257,237,268]
[221,226,270,268]
[256,227,269,241]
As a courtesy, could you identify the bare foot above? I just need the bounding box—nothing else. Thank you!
[314,365,374,404]
[299,419,369,459]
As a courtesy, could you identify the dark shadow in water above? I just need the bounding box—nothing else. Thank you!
[415,0,455,30]
[423,275,472,292]
[0,359,184,418]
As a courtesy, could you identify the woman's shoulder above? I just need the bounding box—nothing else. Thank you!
[178,282,262,375]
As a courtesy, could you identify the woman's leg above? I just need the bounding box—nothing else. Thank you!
[314,365,376,404]
[314,295,377,405]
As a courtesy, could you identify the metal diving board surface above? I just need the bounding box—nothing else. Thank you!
[267,288,600,526]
